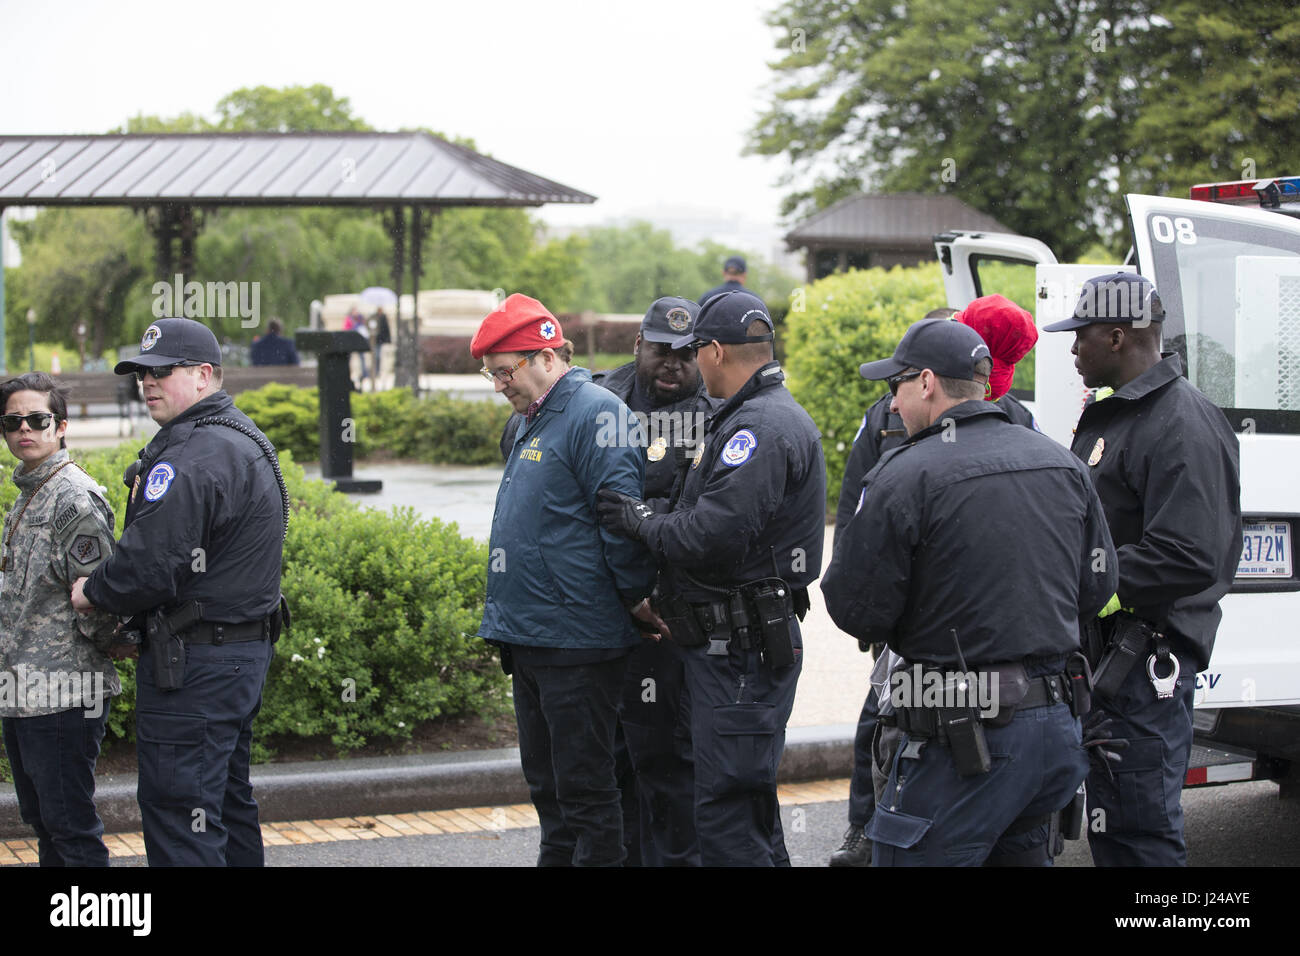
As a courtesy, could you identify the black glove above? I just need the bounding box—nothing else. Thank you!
[596,488,654,539]
[1081,709,1129,781]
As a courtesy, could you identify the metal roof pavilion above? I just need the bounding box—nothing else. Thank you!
[0,131,596,207]
[0,131,596,390]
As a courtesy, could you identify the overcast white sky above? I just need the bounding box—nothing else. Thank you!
[1,0,798,253]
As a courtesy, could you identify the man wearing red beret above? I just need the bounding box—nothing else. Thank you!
[473,294,665,866]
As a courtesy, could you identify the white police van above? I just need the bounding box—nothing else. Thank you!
[934,177,1300,796]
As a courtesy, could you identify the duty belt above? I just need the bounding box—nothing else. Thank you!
[689,587,808,627]
[180,618,273,645]
[892,672,1071,741]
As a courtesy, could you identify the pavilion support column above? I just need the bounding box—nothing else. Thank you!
[405,205,432,397]
[178,205,200,277]
[384,206,412,390]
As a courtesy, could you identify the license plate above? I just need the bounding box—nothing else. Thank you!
[1237,521,1292,578]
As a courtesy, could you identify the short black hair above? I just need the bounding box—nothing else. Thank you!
[0,372,70,449]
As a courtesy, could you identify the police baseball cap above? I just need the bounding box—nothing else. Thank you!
[859,318,991,381]
[672,290,773,350]
[1043,272,1165,332]
[114,318,223,375]
[641,297,700,345]
[724,255,747,273]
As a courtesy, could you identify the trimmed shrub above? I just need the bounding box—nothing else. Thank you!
[272,499,503,752]
[783,263,948,510]
[233,385,513,467]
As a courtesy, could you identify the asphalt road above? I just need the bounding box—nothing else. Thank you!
[96,779,1300,867]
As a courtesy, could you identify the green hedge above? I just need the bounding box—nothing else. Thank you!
[783,263,948,511]
[233,384,512,467]
[0,442,507,778]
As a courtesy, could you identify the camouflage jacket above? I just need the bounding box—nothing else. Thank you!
[0,450,121,717]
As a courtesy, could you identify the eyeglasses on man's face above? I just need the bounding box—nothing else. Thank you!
[134,362,203,384]
[1,412,57,433]
[480,351,540,384]
[887,370,923,396]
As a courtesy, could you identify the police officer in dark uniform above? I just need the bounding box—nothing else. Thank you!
[823,318,1117,866]
[698,255,748,305]
[597,290,826,866]
[829,297,1041,866]
[71,317,287,867]
[1044,273,1241,867]
[500,297,713,865]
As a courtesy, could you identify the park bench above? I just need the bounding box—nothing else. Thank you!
[49,365,320,419]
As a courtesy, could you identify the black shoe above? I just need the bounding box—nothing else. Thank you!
[829,824,872,867]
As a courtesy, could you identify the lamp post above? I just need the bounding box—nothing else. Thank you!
[26,308,36,372]
[76,322,88,371]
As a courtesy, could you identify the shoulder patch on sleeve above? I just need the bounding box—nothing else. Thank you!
[720,429,758,467]
[144,461,176,501]
[70,534,102,566]
[53,502,82,534]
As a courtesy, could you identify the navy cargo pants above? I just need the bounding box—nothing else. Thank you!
[620,637,700,866]
[512,651,629,866]
[1086,642,1196,867]
[683,621,802,867]
[135,637,273,866]
[869,661,1088,867]
[848,691,882,827]
[3,704,111,867]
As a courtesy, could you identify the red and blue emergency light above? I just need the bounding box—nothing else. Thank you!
[1190,176,1300,206]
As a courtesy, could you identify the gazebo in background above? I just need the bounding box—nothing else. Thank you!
[784,193,1013,284]
[0,131,596,391]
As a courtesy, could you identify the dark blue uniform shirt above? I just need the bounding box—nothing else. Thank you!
[823,400,1117,668]
[1071,355,1241,670]
[640,362,826,599]
[83,391,284,622]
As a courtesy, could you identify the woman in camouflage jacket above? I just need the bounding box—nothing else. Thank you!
[0,372,120,866]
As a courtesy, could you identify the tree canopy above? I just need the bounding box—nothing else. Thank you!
[749,0,1300,260]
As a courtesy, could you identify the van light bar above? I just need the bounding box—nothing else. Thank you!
[1190,176,1300,206]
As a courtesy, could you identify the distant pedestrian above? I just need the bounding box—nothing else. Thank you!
[698,255,748,306]
[249,319,300,366]
[371,308,392,387]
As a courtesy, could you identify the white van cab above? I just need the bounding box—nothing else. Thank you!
[934,178,1300,796]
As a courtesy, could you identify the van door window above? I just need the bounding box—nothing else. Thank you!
[1138,207,1300,431]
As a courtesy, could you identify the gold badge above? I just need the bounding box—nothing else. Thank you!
[647,436,667,462]
[1087,437,1105,466]
[692,442,706,469]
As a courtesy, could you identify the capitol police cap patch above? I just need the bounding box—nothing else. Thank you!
[641,297,700,344]
[114,318,222,375]
[673,291,773,350]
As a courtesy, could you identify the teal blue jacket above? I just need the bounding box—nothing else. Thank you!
[478,368,656,648]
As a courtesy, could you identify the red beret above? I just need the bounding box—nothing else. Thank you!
[954,294,1038,400]
[470,294,564,359]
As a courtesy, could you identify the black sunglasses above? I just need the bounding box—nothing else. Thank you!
[887,370,923,396]
[134,362,202,384]
[1,412,58,433]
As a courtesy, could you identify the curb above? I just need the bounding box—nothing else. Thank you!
[0,724,855,839]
